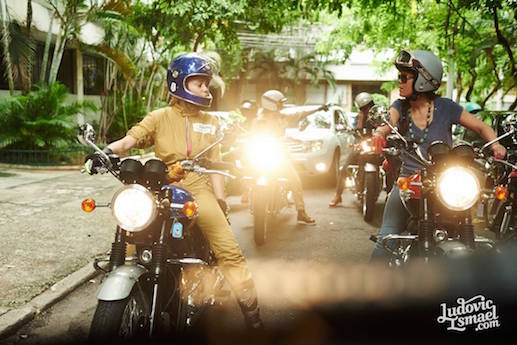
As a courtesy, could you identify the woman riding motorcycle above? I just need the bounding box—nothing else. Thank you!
[328,92,376,207]
[251,89,329,225]
[370,49,506,262]
[87,53,263,329]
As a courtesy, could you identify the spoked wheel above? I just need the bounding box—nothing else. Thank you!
[89,286,149,343]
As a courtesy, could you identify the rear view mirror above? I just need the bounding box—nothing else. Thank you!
[335,124,345,132]
[78,123,96,146]
[367,105,389,127]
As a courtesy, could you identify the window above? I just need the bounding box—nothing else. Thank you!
[83,54,104,95]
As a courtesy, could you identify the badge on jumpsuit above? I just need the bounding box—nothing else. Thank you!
[171,220,183,239]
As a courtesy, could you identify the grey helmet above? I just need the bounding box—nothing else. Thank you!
[261,90,287,112]
[354,92,373,109]
[394,50,443,93]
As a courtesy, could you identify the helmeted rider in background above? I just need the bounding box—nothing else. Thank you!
[370,49,506,262]
[86,53,264,330]
[329,92,376,207]
[252,89,328,225]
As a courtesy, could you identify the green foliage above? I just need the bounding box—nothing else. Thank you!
[0,83,97,150]
[318,0,516,108]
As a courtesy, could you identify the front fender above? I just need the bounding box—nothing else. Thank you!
[97,264,148,301]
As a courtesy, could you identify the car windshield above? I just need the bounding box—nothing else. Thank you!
[299,111,331,130]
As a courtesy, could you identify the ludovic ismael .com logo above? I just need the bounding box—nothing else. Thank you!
[437,295,501,332]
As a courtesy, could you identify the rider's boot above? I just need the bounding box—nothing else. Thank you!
[237,280,265,331]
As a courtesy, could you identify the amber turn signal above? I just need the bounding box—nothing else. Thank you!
[183,201,197,218]
[397,177,410,191]
[81,198,96,212]
[494,186,509,201]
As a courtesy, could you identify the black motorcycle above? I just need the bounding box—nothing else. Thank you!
[368,112,496,266]
[78,124,234,342]
[484,114,517,241]
[239,132,291,245]
[347,129,384,222]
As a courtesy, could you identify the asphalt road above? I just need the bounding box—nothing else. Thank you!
[2,177,384,345]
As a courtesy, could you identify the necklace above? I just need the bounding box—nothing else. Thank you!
[408,100,432,144]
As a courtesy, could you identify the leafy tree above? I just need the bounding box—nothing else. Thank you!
[315,0,516,110]
[0,0,14,95]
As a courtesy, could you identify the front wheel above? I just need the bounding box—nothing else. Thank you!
[89,286,149,342]
[362,173,378,222]
[253,186,271,246]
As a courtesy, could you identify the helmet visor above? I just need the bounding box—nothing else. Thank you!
[395,50,441,89]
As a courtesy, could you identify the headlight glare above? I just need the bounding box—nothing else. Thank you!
[437,167,480,211]
[112,184,157,232]
[246,135,284,171]
[360,140,373,153]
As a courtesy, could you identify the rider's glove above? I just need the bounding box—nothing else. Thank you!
[491,143,506,160]
[166,162,186,183]
[217,198,231,224]
[372,134,387,155]
[84,147,114,175]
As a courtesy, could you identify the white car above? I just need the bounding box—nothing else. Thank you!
[283,105,357,183]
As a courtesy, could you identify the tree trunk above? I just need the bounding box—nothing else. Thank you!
[465,70,477,102]
[480,48,501,109]
[455,72,463,104]
[509,97,517,111]
[24,0,32,91]
[40,11,54,84]
[0,0,15,95]
[145,64,157,112]
[48,24,68,85]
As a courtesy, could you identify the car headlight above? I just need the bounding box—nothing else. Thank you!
[436,167,480,211]
[111,184,157,232]
[246,134,284,171]
[304,140,324,152]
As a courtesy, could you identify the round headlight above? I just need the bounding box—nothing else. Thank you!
[111,184,157,232]
[247,135,284,171]
[437,167,480,211]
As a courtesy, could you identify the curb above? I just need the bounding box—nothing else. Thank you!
[0,261,99,339]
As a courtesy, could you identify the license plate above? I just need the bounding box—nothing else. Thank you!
[171,221,183,239]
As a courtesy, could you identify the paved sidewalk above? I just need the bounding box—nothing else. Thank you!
[0,167,120,337]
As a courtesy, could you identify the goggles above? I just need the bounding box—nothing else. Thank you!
[395,50,441,89]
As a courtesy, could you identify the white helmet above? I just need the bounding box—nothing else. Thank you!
[261,90,287,112]
[354,92,373,109]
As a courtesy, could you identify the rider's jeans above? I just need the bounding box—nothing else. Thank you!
[370,186,409,261]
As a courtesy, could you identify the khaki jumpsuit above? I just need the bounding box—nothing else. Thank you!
[127,102,254,298]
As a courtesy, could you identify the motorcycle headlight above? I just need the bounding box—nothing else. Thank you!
[246,135,284,171]
[360,139,373,153]
[111,184,157,232]
[436,167,480,211]
[304,140,323,152]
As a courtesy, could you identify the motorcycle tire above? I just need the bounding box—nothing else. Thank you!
[362,173,377,222]
[89,286,148,342]
[253,187,270,246]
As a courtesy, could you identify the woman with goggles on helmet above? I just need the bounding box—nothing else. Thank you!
[370,49,506,262]
[90,53,264,329]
